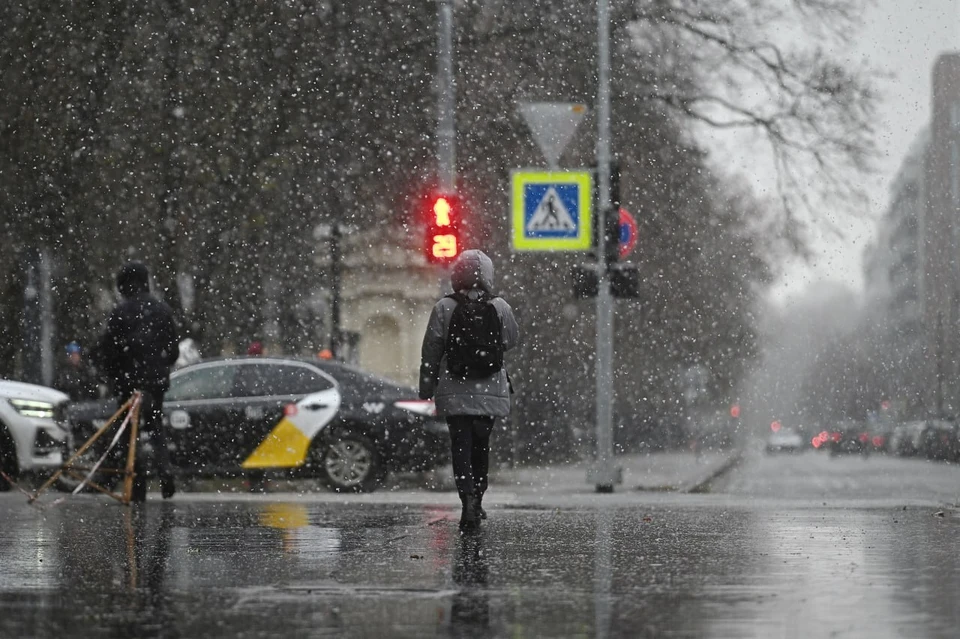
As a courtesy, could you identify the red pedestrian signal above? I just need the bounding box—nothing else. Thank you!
[425,195,461,264]
[433,197,452,226]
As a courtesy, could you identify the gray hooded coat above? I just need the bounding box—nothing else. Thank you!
[419,250,519,417]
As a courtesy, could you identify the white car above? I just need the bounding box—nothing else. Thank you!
[765,427,805,454]
[0,380,70,491]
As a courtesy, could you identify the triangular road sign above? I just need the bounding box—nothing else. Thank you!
[527,187,577,232]
[519,102,588,169]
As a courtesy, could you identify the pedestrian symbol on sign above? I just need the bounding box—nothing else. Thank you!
[527,187,577,232]
[523,183,580,238]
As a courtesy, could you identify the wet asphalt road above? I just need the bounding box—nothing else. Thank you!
[3,451,960,638]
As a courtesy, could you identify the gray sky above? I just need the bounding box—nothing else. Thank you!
[707,0,960,303]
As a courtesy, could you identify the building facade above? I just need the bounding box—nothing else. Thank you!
[339,228,443,387]
[868,52,960,417]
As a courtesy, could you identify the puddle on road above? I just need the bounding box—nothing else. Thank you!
[1,497,959,637]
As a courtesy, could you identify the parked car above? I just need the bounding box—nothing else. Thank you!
[0,380,70,491]
[918,420,960,462]
[826,421,871,457]
[867,425,894,454]
[61,357,449,493]
[765,427,805,454]
[890,421,927,457]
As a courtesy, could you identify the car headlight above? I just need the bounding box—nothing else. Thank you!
[8,399,56,419]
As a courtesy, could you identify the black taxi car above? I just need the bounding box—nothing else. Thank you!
[61,357,448,492]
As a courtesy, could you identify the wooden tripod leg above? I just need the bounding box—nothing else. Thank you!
[121,392,142,505]
[30,396,135,502]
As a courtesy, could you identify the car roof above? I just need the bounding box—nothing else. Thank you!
[177,356,414,394]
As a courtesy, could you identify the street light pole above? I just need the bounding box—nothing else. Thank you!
[437,0,456,195]
[436,0,457,298]
[591,0,618,492]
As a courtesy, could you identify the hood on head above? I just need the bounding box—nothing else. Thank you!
[116,261,150,298]
[450,249,494,294]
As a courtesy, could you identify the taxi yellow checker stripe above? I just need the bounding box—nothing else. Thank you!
[241,418,311,469]
[241,390,340,469]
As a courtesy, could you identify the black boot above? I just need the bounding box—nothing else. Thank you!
[131,474,148,503]
[459,494,480,530]
[160,474,176,499]
[475,491,487,520]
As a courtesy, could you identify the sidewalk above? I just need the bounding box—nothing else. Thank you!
[488,449,742,497]
[176,449,743,508]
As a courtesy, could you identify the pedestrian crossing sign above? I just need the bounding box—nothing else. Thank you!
[511,170,592,251]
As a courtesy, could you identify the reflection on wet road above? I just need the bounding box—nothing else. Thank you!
[3,452,960,638]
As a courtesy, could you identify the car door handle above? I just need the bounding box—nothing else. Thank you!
[304,403,329,411]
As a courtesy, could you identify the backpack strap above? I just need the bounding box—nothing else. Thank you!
[446,290,497,303]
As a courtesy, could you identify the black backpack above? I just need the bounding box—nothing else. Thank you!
[444,292,504,379]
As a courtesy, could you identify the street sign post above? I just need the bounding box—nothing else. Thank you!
[511,170,593,251]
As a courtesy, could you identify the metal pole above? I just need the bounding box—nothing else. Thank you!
[39,248,54,387]
[592,0,617,491]
[437,0,456,195]
[22,251,41,385]
[437,0,457,299]
[937,311,944,417]
[330,223,342,359]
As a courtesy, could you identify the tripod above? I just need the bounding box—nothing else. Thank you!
[30,391,142,505]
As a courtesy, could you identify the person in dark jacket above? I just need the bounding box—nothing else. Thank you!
[91,262,180,502]
[55,342,100,401]
[419,250,519,530]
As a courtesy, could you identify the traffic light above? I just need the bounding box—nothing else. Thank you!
[602,207,621,265]
[425,195,462,264]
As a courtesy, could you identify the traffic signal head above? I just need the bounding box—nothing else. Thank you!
[425,195,461,264]
[603,207,620,265]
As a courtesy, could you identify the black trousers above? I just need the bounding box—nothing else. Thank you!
[109,388,173,482]
[447,415,495,500]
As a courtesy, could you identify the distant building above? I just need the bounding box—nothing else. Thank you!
[921,53,960,415]
[868,52,960,417]
[339,226,440,387]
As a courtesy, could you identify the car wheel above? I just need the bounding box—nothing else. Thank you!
[0,425,18,492]
[318,432,383,493]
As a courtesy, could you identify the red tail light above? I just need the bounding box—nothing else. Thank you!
[858,432,869,443]
[830,432,842,443]
[872,435,885,448]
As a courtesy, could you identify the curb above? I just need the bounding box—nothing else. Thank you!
[682,450,743,494]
